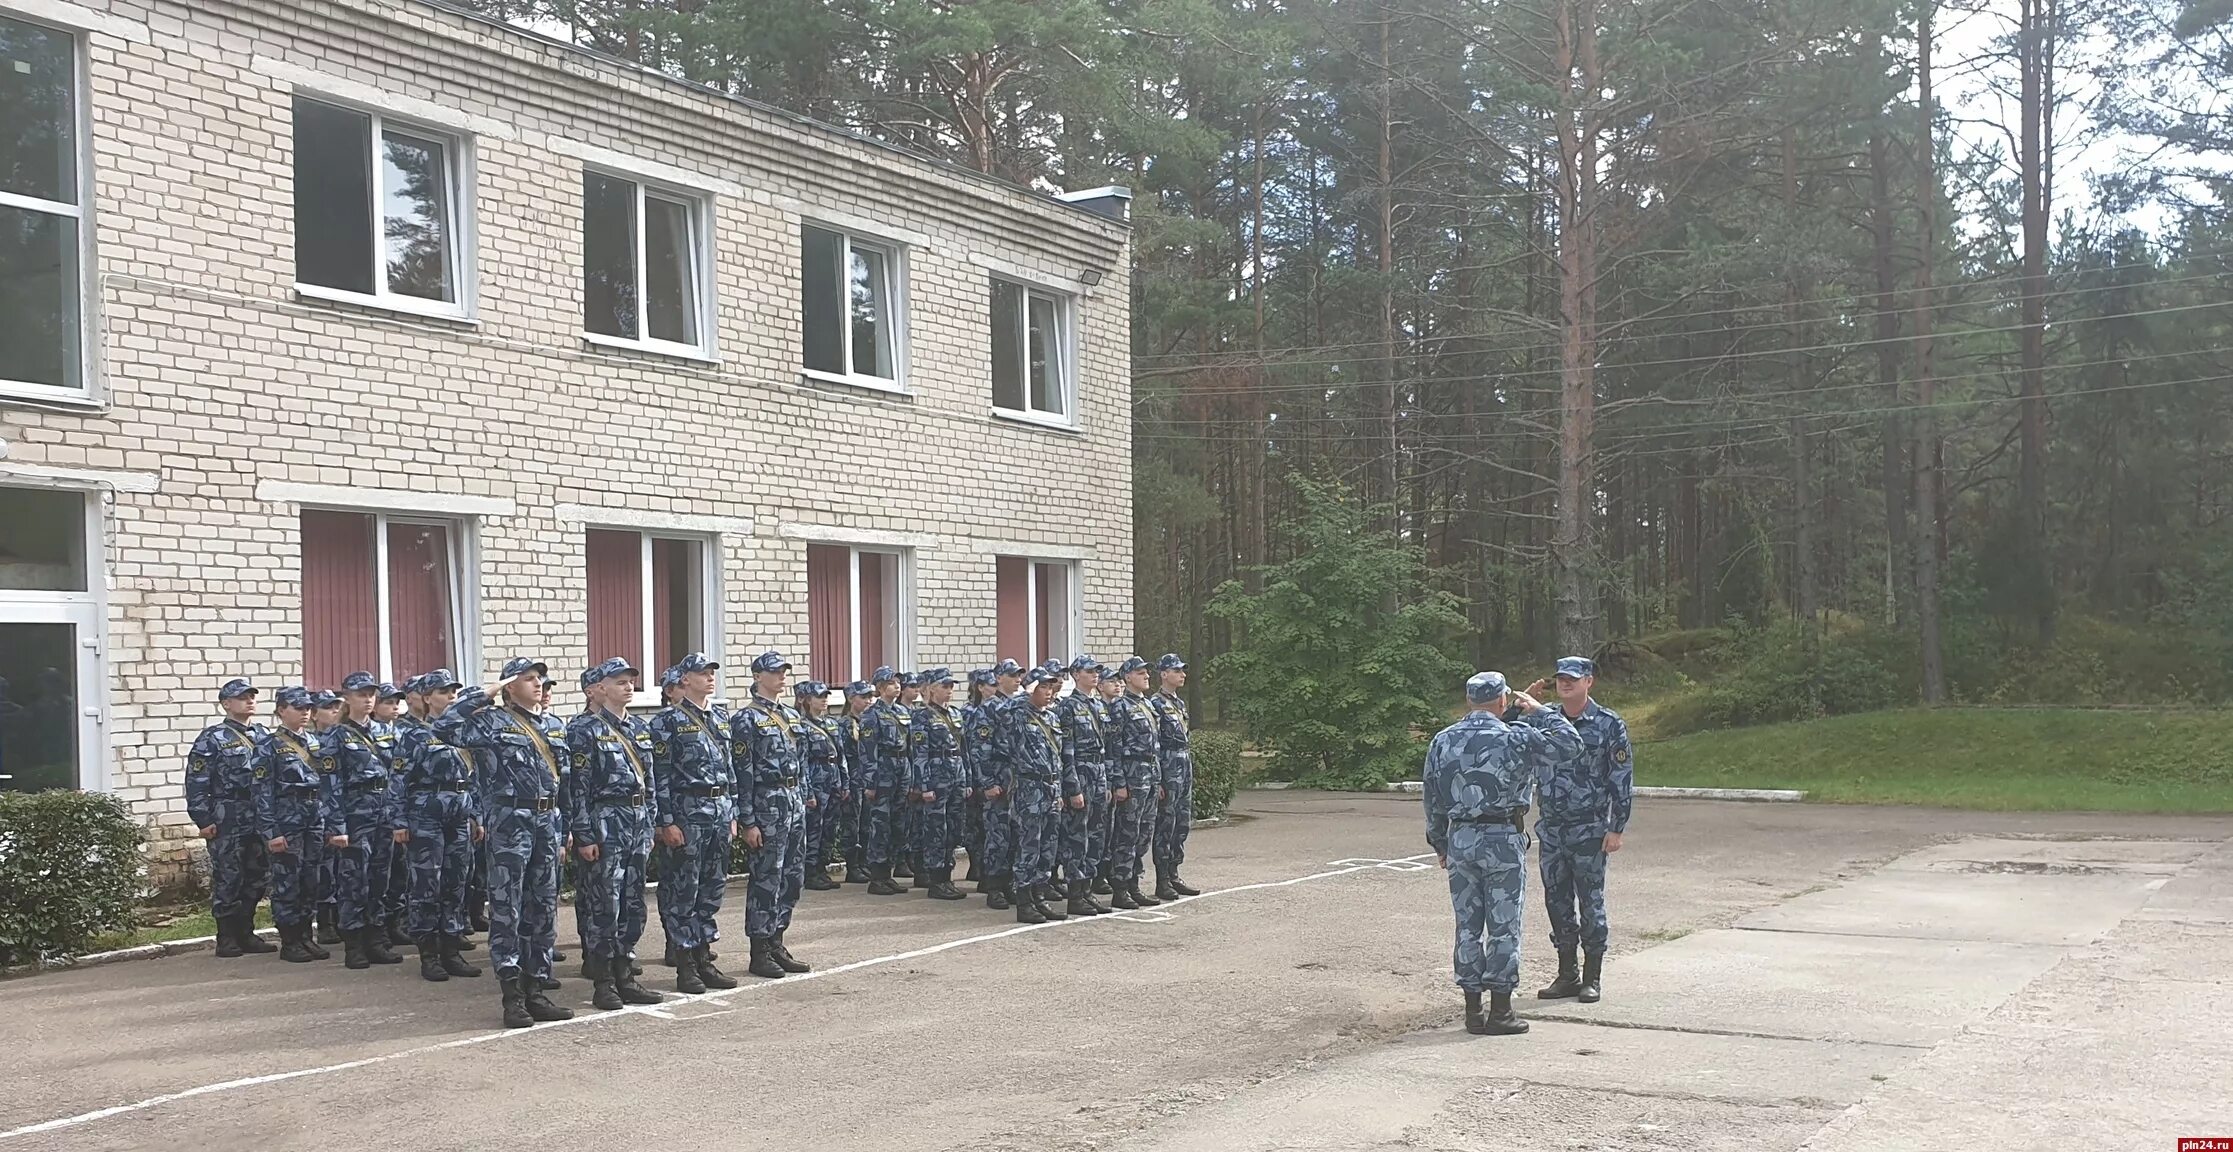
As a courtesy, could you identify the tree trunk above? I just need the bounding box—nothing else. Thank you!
[2018,0,2056,645]
[1912,0,1947,704]
[1553,0,1603,656]
[1867,31,1907,627]
[1375,7,1401,533]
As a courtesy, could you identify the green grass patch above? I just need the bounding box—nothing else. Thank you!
[1641,708,2233,812]
[84,904,271,953]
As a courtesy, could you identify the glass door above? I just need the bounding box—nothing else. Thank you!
[0,485,100,792]
[0,617,91,792]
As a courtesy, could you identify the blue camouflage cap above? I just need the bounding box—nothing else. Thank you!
[871,665,899,685]
[901,671,926,689]
[311,689,342,709]
[919,667,955,686]
[1023,668,1058,688]
[1466,671,1509,703]
[1038,660,1065,676]
[672,652,719,675]
[992,659,1024,678]
[417,668,462,692]
[581,656,640,688]
[275,685,314,710]
[401,673,425,695]
[1066,654,1100,674]
[499,657,549,683]
[1117,655,1150,676]
[217,678,258,701]
[844,679,875,697]
[1095,663,1117,679]
[657,665,682,689]
[340,670,379,693]
[750,650,792,674]
[1157,653,1188,672]
[793,679,829,698]
[1555,656,1596,679]
[377,681,406,701]
[968,668,995,687]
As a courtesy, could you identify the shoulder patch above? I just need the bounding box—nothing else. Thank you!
[1613,747,1630,763]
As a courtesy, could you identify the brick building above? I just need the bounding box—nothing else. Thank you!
[0,0,1133,875]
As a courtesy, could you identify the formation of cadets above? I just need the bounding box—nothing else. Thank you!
[183,648,1202,1029]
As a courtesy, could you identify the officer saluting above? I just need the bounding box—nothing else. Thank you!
[1423,671,1579,1036]
[1528,656,1634,1005]
[186,679,277,958]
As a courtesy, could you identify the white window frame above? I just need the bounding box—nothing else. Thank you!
[800,223,908,393]
[0,481,107,791]
[579,169,716,361]
[589,527,723,708]
[302,507,480,685]
[990,279,1078,428]
[1009,557,1081,669]
[290,94,477,322]
[0,10,96,406]
[843,546,914,678]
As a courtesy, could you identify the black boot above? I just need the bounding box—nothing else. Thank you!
[364,926,403,965]
[278,921,317,964]
[1036,882,1069,921]
[302,916,332,959]
[237,914,277,954]
[675,945,707,995]
[866,864,904,897]
[1014,888,1047,924]
[928,869,967,901]
[523,980,574,1022]
[1578,953,1603,1003]
[1110,881,1140,910]
[213,914,244,958]
[1091,870,1113,897]
[769,932,811,973]
[538,974,562,991]
[1463,989,1488,1034]
[628,954,643,977]
[695,945,739,990]
[385,916,414,947]
[454,934,478,951]
[844,852,869,884]
[418,936,449,982]
[964,857,981,883]
[441,935,483,978]
[588,955,622,1010]
[500,974,533,1029]
[987,878,1013,911]
[616,960,664,1005]
[468,906,490,933]
[344,927,371,970]
[1154,873,1178,902]
[804,862,840,891]
[893,858,914,879]
[315,909,340,946]
[1066,879,1093,918]
[1130,878,1162,907]
[1481,990,1530,1035]
[1538,946,1582,999]
[1082,883,1113,916]
[747,938,787,980]
[553,947,568,963]
[1168,872,1201,897]
[663,942,684,968]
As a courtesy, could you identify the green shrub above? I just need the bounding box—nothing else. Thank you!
[1190,731,1242,818]
[0,790,147,966]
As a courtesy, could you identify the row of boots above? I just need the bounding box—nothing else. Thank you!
[1459,946,1607,1038]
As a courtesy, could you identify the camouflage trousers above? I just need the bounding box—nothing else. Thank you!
[1446,824,1527,994]
[267,830,327,927]
[1060,767,1111,878]
[406,791,474,937]
[657,814,732,950]
[485,805,562,980]
[744,811,806,939]
[336,813,398,932]
[979,787,1014,880]
[894,796,918,867]
[962,790,985,868]
[206,821,268,920]
[862,784,899,867]
[1009,778,1059,889]
[577,806,651,960]
[1109,776,1155,881]
[1537,820,1610,954]
[913,788,961,873]
[803,789,841,874]
[1152,756,1195,873]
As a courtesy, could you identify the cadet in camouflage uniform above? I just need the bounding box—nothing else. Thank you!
[564,657,663,1010]
[324,672,405,970]
[837,681,874,884]
[977,659,1026,908]
[961,670,1000,891]
[439,659,574,1029]
[1055,656,1114,917]
[795,680,845,892]
[397,669,481,982]
[1104,657,1161,909]
[908,668,969,901]
[895,672,925,882]
[649,652,738,994]
[257,686,343,963]
[372,682,414,949]
[1091,665,1127,898]
[1423,671,1580,1036]
[733,651,813,979]
[858,666,911,896]
[1007,669,1069,924]
[308,689,344,947]
[647,666,686,954]
[1530,656,1633,1005]
[1146,655,1202,901]
[186,679,276,958]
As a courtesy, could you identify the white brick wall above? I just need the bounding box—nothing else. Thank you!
[0,0,1133,875]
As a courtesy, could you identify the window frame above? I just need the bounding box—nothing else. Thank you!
[585,526,723,709]
[806,544,915,682]
[289,94,476,322]
[800,223,909,393]
[989,278,1078,428]
[0,481,106,792]
[998,556,1081,669]
[0,11,97,406]
[579,168,716,361]
[299,507,479,685]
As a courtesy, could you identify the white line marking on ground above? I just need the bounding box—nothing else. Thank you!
[0,852,1434,1142]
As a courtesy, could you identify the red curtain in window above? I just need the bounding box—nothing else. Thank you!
[806,544,852,683]
[996,556,1028,666]
[586,529,643,668]
[650,537,698,672]
[1034,562,1054,666]
[300,510,378,689]
[858,551,889,677]
[387,521,456,682]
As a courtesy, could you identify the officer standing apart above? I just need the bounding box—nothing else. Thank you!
[397,669,482,982]
[908,668,969,901]
[257,686,344,963]
[439,658,574,1029]
[566,657,665,1010]
[794,680,845,892]
[186,679,277,958]
[1528,656,1633,1004]
[1147,654,1201,901]
[1423,671,1580,1036]
[648,652,738,994]
[733,651,814,979]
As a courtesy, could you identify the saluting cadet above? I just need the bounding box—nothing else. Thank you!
[794,680,845,892]
[565,657,664,1010]
[326,672,404,970]
[648,652,739,995]
[858,666,911,896]
[1007,669,1069,924]
[439,658,573,1029]
[257,686,342,963]
[908,668,969,901]
[397,669,481,982]
[1055,656,1114,917]
[1107,656,1162,910]
[838,681,875,885]
[186,678,276,958]
[1147,655,1201,901]
[1529,656,1634,1005]
[733,651,813,979]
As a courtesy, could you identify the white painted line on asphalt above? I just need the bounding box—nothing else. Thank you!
[0,851,1437,1142]
[1635,786,1806,802]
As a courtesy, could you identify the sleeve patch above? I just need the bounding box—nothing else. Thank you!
[1613,747,1630,763]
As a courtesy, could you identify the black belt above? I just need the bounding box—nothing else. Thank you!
[596,793,647,807]
[681,785,726,796]
[283,785,318,796]
[1452,807,1528,827]
[497,797,556,812]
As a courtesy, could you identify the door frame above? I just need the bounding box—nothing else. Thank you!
[0,483,108,792]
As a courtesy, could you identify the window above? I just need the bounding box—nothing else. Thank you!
[996,557,1077,668]
[805,544,910,683]
[292,95,466,314]
[0,15,88,400]
[582,171,708,353]
[299,510,471,688]
[0,485,102,792]
[991,280,1073,422]
[585,529,717,700]
[801,224,901,387]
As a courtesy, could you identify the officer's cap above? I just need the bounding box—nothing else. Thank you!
[750,650,792,675]
[1156,653,1188,672]
[919,667,955,687]
[275,685,315,710]
[1117,656,1150,676]
[1554,656,1596,679]
[871,665,899,685]
[340,670,380,693]
[311,689,343,709]
[793,679,829,698]
[1066,654,1100,674]
[581,656,640,689]
[377,682,406,701]
[498,657,549,684]
[217,678,258,701]
[1465,671,1509,703]
[674,652,719,674]
[844,679,875,697]
[992,659,1024,678]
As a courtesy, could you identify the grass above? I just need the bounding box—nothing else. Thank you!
[1641,707,2233,812]
[84,904,271,953]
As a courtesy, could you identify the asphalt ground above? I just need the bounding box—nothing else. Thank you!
[2,792,2228,1151]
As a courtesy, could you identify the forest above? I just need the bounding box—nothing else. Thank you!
[470,0,2233,717]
